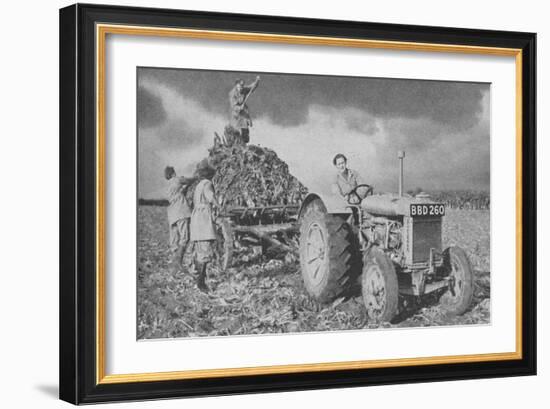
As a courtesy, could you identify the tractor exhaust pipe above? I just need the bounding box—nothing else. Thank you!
[398,151,405,197]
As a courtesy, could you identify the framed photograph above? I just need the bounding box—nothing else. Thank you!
[59,3,536,404]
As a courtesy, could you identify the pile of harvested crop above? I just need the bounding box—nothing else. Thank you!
[188,143,308,211]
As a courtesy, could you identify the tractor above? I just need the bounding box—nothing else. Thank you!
[298,151,474,323]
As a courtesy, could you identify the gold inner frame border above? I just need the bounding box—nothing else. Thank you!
[95,23,523,385]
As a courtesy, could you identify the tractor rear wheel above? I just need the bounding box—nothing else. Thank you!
[299,199,358,303]
[361,248,399,323]
[439,246,474,316]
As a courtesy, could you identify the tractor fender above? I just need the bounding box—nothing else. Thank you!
[298,192,352,220]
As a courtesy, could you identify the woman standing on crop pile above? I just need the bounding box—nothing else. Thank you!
[190,160,219,292]
[228,76,260,144]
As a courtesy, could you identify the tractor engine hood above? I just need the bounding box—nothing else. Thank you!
[361,194,437,217]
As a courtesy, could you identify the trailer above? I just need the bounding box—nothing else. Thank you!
[214,204,301,270]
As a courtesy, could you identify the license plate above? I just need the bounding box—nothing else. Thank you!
[410,203,445,217]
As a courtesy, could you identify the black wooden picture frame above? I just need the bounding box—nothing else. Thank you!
[59,3,536,405]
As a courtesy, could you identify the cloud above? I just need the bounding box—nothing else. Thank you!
[137,69,490,198]
[155,117,205,149]
[370,90,490,191]
[137,81,227,198]
[253,91,490,195]
[139,68,487,131]
[137,86,166,128]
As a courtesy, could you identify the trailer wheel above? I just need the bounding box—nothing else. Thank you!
[439,246,474,316]
[361,248,399,323]
[299,199,358,303]
[214,218,234,271]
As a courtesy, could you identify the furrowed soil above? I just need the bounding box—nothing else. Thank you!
[137,207,490,339]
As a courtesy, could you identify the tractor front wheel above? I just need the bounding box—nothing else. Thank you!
[439,246,474,316]
[361,248,399,323]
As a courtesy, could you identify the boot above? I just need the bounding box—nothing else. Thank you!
[196,262,209,293]
[178,245,192,274]
[171,247,185,274]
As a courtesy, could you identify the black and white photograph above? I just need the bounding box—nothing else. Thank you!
[137,67,491,340]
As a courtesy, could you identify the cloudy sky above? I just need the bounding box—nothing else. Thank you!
[137,67,490,199]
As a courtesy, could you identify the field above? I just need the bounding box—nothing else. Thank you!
[137,206,490,339]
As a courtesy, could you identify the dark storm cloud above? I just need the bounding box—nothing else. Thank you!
[139,68,486,130]
[371,109,490,191]
[137,85,166,128]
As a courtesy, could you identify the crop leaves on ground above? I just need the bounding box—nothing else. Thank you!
[138,207,490,340]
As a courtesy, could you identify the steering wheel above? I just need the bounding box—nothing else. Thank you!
[347,184,373,204]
